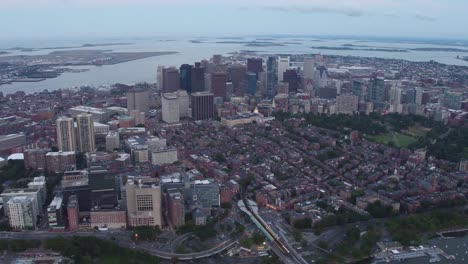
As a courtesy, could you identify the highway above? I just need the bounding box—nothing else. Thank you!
[0,231,237,260]
[238,197,308,264]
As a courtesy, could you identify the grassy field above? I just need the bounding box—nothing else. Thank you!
[369,133,417,148]
[403,125,431,137]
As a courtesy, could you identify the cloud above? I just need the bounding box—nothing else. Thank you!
[263,5,364,17]
[413,14,437,21]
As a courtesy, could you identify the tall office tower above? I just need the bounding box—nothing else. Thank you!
[266,56,277,99]
[177,90,190,118]
[314,66,328,89]
[246,72,257,96]
[415,88,424,105]
[67,195,80,231]
[229,64,247,96]
[303,57,316,80]
[277,56,290,82]
[127,89,150,112]
[403,88,416,104]
[211,72,227,98]
[191,92,214,121]
[283,69,300,93]
[212,54,222,64]
[389,86,403,105]
[191,64,205,93]
[367,74,386,108]
[352,80,365,99]
[156,66,164,90]
[161,93,180,123]
[336,94,359,114]
[126,179,162,227]
[7,196,37,230]
[163,67,180,93]
[204,73,212,92]
[56,117,76,152]
[179,64,193,92]
[76,114,95,153]
[166,189,185,227]
[247,58,263,75]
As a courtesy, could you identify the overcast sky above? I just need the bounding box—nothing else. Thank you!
[1,0,467,40]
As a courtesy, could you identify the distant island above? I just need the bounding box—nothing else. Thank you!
[214,41,285,47]
[2,43,134,52]
[311,46,408,53]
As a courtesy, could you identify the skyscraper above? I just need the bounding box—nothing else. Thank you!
[56,117,76,152]
[247,58,263,75]
[277,56,290,82]
[303,57,316,80]
[126,180,162,227]
[161,93,180,123]
[211,72,227,98]
[191,64,205,93]
[179,64,193,92]
[266,57,277,99]
[229,64,247,96]
[247,72,257,96]
[191,92,214,121]
[314,66,328,89]
[127,89,150,113]
[283,69,300,93]
[367,74,386,109]
[76,113,95,153]
[163,67,180,93]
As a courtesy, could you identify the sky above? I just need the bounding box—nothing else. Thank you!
[1,0,467,41]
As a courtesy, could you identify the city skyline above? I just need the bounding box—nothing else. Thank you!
[1,0,467,40]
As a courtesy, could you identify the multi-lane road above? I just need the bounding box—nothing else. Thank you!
[0,231,237,260]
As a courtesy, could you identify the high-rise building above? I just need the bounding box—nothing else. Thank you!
[336,94,359,114]
[179,64,193,92]
[76,114,95,153]
[127,89,150,113]
[277,56,290,82]
[247,72,257,95]
[314,66,328,89]
[191,92,214,121]
[163,67,180,93]
[67,195,80,231]
[191,65,205,93]
[352,80,365,99]
[266,57,277,99]
[7,196,37,230]
[204,73,211,92]
[303,57,315,80]
[247,58,263,75]
[367,74,386,109]
[177,90,190,118]
[161,93,180,123]
[283,69,300,93]
[166,189,184,227]
[105,131,120,152]
[56,117,76,152]
[126,180,162,227]
[211,72,227,98]
[229,64,247,96]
